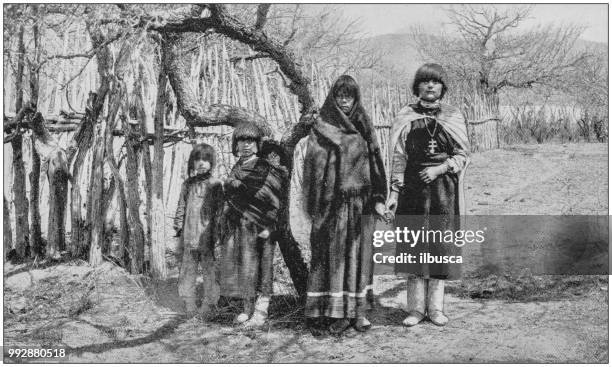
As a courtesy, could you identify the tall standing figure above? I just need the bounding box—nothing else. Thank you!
[301,75,388,335]
[386,63,470,327]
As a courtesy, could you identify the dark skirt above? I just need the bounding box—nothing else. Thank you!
[305,193,375,319]
[395,160,462,280]
[219,208,275,298]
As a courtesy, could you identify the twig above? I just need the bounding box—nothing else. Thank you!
[36,31,124,73]
[254,4,271,30]
[64,87,85,115]
[468,117,502,125]
[266,66,290,88]
[229,53,269,64]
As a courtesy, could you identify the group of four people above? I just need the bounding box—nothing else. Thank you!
[173,63,470,335]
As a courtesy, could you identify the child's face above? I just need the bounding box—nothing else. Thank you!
[236,138,258,158]
[191,159,211,176]
[266,151,281,166]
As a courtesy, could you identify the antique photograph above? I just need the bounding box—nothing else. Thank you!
[2,3,609,363]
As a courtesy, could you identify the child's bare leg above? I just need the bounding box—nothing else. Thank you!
[244,237,274,328]
[178,249,199,314]
[199,244,219,315]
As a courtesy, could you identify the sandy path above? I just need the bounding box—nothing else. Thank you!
[58,275,606,363]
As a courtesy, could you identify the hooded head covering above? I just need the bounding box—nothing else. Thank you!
[232,122,264,156]
[302,75,387,217]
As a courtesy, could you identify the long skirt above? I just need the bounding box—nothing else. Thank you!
[395,167,462,280]
[219,212,275,299]
[305,194,375,319]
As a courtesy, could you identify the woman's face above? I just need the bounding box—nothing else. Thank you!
[335,91,355,114]
[417,80,443,102]
[236,138,258,158]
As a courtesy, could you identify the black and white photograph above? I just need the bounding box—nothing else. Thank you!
[2,2,609,363]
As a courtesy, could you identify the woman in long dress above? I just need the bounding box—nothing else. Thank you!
[386,63,470,327]
[300,75,388,335]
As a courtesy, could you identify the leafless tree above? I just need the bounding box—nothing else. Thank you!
[411,5,592,110]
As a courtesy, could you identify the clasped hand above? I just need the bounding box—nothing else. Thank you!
[419,163,448,184]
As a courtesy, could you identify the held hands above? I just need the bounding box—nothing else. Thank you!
[418,163,449,184]
[374,202,387,220]
[375,201,396,225]
[383,191,399,223]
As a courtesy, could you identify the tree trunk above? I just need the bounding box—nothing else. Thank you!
[161,33,272,134]
[12,24,29,260]
[99,175,118,258]
[124,124,145,274]
[29,113,70,259]
[29,16,43,258]
[136,69,153,252]
[29,141,43,257]
[274,199,309,296]
[68,92,101,258]
[103,76,130,266]
[4,196,13,261]
[85,21,118,267]
[46,153,69,258]
[150,70,168,279]
[88,123,106,267]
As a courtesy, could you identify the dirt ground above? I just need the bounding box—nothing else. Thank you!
[3,143,609,363]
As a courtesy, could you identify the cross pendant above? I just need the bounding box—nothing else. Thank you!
[427,139,438,154]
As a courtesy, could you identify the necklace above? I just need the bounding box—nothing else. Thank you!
[419,99,441,110]
[425,118,438,154]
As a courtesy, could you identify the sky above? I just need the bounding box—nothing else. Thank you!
[338,4,608,43]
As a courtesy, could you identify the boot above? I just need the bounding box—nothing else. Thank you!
[243,296,270,328]
[402,277,427,327]
[427,278,448,326]
[328,318,351,336]
[234,297,254,324]
[353,316,372,332]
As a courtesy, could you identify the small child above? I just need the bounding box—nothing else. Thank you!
[174,143,224,315]
[219,123,288,327]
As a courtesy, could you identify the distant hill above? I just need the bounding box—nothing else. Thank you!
[363,32,607,81]
[366,33,422,76]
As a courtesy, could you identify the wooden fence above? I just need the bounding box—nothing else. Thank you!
[4,27,502,242]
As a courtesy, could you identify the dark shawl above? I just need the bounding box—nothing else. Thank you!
[225,157,287,229]
[303,85,387,218]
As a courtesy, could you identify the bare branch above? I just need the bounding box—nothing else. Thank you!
[229,52,269,64]
[35,27,124,72]
[254,4,271,30]
[155,4,314,114]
